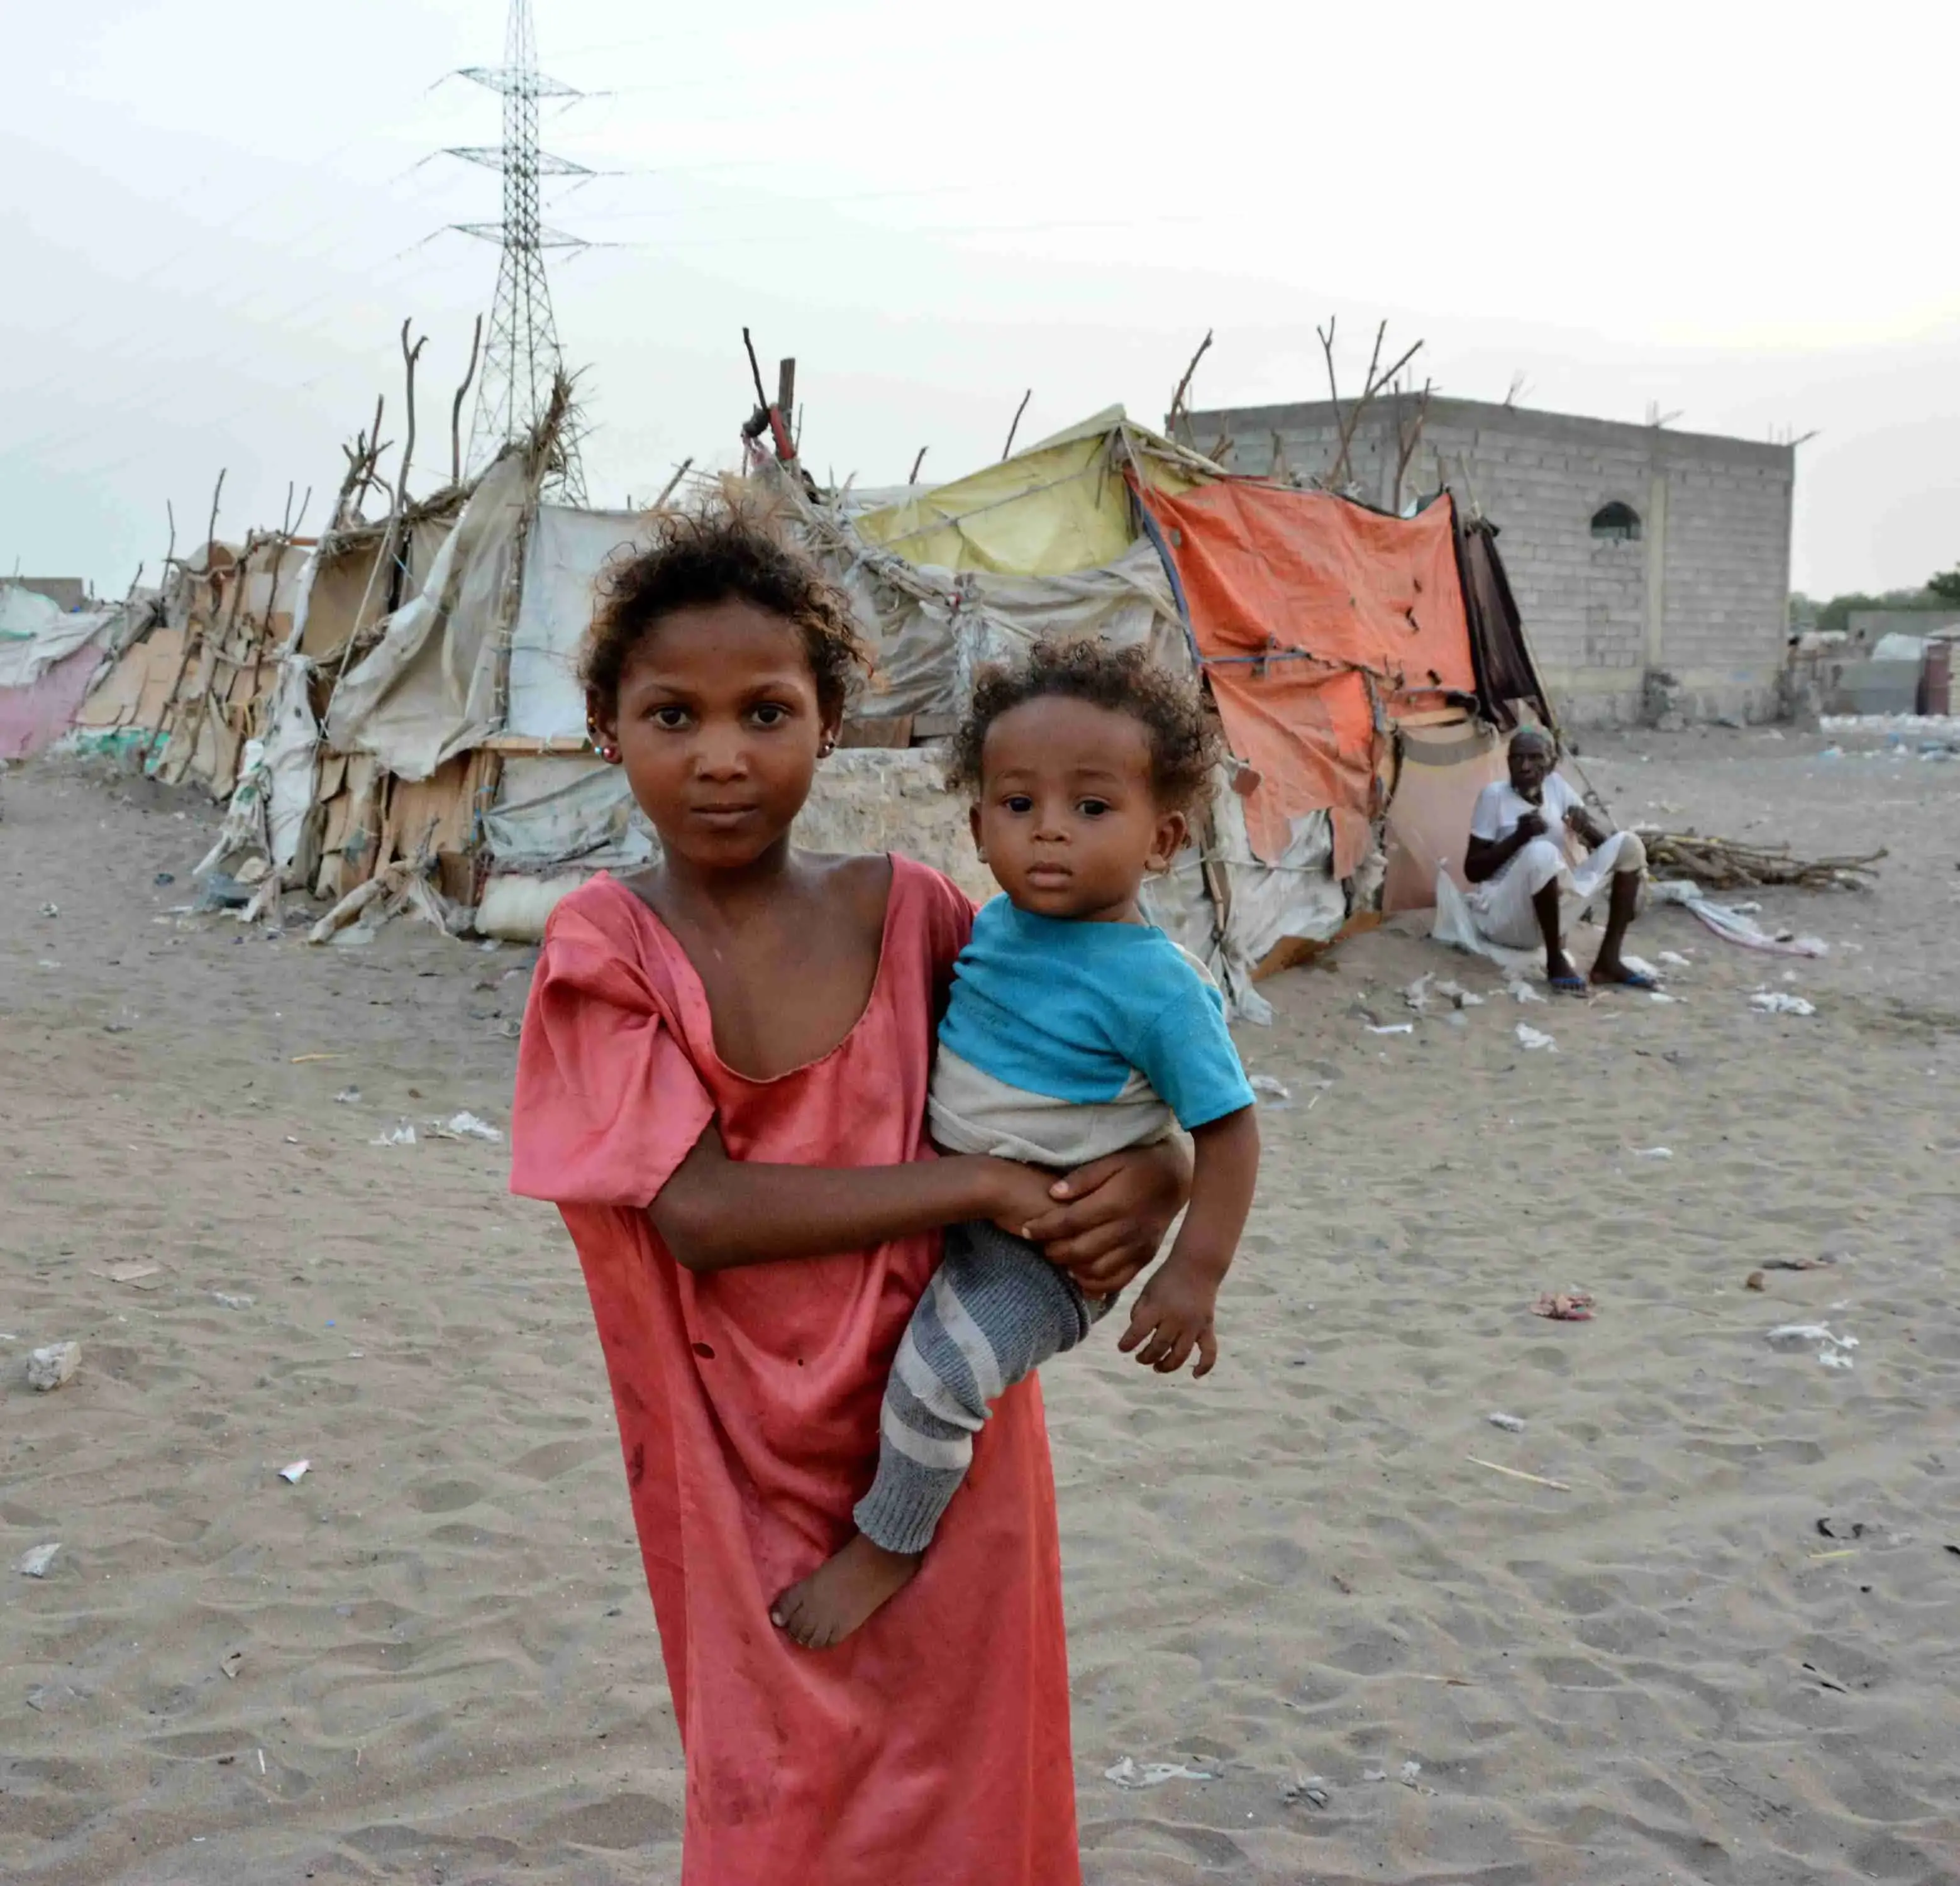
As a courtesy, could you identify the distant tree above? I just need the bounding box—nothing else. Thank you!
[1929,567,1960,604]
[1809,586,1946,637]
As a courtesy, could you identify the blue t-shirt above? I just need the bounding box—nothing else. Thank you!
[937,897,1255,1130]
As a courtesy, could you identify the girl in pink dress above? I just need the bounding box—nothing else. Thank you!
[508,506,1190,1885]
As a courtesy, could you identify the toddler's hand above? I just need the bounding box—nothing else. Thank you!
[1117,1266,1219,1377]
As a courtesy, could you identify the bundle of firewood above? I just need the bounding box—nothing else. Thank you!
[1632,827,1885,890]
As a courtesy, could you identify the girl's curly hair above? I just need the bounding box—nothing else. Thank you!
[946,637,1222,815]
[581,496,871,720]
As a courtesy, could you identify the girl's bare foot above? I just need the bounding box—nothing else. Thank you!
[772,1533,922,1648]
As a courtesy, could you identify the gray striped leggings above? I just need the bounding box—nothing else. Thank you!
[855,1220,1113,1555]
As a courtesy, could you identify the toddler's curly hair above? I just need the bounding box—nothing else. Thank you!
[946,638,1222,815]
[581,496,870,720]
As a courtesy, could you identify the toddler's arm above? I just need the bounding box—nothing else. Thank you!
[1117,1105,1260,1377]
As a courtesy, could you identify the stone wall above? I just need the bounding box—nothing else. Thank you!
[1180,397,1795,727]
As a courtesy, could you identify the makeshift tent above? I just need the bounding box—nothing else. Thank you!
[467,412,1542,1013]
[72,536,311,798]
[47,390,1544,1015]
[0,583,132,761]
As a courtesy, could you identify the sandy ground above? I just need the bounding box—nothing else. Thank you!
[4,727,1959,1885]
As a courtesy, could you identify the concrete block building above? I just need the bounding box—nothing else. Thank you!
[1179,395,1795,727]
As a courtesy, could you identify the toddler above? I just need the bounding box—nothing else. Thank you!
[775,638,1261,1646]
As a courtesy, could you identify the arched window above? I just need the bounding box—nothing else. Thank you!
[1590,501,1642,543]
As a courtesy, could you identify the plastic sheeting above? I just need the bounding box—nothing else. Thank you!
[0,639,108,761]
[853,409,1212,577]
[840,538,1193,723]
[1139,483,1478,876]
[1382,718,1507,913]
[484,756,655,871]
[195,655,323,886]
[507,505,652,737]
[327,451,529,778]
[0,587,114,690]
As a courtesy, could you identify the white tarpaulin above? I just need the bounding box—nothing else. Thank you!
[0,587,116,690]
[327,451,529,778]
[837,538,1193,722]
[484,755,655,871]
[195,654,323,885]
[507,505,651,737]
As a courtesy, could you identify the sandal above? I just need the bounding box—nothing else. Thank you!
[1593,968,1659,991]
[1549,972,1588,995]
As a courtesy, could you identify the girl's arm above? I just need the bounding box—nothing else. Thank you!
[1021,1137,1195,1296]
[650,1123,1056,1274]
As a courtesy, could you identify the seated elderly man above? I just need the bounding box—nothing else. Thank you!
[1462,726,1654,993]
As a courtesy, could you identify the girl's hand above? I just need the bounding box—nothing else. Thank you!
[985,1157,1070,1241]
[1021,1139,1193,1297]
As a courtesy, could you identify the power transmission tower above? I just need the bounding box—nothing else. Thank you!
[449,0,589,504]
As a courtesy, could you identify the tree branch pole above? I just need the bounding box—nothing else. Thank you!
[1166,331,1213,443]
[909,446,929,485]
[1392,378,1434,512]
[653,458,694,508]
[743,328,770,412]
[1315,317,1344,460]
[1001,387,1033,461]
[1322,319,1424,491]
[202,467,227,565]
[1328,321,1388,486]
[351,397,387,519]
[392,319,428,517]
[331,325,425,701]
[451,313,484,487]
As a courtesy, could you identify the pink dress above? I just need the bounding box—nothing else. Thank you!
[509,858,1081,1885]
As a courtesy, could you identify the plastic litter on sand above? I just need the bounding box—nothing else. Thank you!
[1751,991,1817,1017]
[17,1543,61,1578]
[1766,1325,1858,1369]
[1515,1023,1556,1052]
[1105,1758,1214,1789]
[1507,978,1546,1004]
[279,1460,311,1484]
[1487,1412,1527,1432]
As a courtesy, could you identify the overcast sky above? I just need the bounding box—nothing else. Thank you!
[6,0,1955,598]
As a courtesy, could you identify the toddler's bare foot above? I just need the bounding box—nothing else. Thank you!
[772,1533,921,1648]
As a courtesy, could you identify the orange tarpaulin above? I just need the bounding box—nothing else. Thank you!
[1141,482,1477,875]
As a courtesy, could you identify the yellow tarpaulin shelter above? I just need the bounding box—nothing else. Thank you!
[853,407,1219,576]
